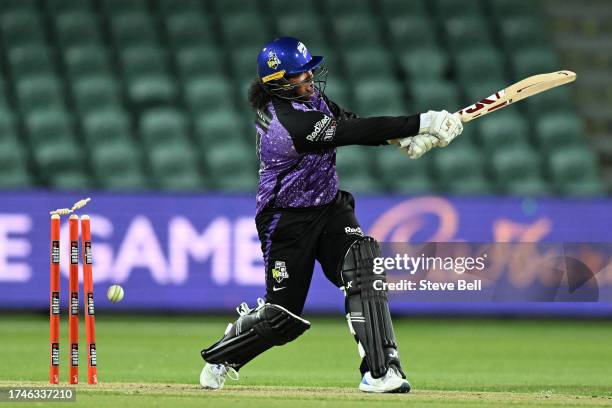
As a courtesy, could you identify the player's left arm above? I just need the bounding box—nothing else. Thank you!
[322,94,463,158]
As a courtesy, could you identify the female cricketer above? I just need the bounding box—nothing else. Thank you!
[199,37,462,393]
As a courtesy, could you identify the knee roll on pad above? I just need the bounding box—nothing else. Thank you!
[341,237,405,379]
[201,302,310,370]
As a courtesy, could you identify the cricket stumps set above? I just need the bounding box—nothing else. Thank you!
[49,198,98,385]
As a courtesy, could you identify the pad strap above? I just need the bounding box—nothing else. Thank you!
[201,302,310,370]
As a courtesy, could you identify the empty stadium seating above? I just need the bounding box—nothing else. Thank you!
[0,0,603,196]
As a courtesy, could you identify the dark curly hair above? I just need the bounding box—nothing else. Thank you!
[248,79,272,112]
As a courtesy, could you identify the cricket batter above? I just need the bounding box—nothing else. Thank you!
[200,37,462,393]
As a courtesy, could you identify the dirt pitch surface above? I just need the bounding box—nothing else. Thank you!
[3,381,611,408]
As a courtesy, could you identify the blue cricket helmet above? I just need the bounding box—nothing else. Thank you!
[257,37,324,83]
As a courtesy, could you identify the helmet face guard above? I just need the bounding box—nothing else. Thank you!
[263,64,328,101]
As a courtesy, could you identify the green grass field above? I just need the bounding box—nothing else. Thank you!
[1,314,611,407]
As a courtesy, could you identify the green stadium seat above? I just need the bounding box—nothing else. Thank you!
[72,76,122,114]
[34,141,84,175]
[335,145,371,176]
[101,0,148,16]
[388,16,438,52]
[110,12,159,48]
[344,48,394,81]
[275,15,325,47]
[0,81,8,107]
[148,142,203,190]
[47,0,92,13]
[325,0,370,16]
[25,110,73,145]
[449,177,493,195]
[219,14,269,51]
[64,46,111,79]
[354,79,405,116]
[476,110,530,154]
[524,86,573,119]
[535,113,583,151]
[0,0,36,13]
[127,75,179,105]
[176,47,224,82]
[399,48,448,80]
[158,173,206,191]
[333,15,382,50]
[8,45,54,80]
[322,79,353,112]
[195,111,245,148]
[380,0,427,17]
[435,0,483,17]
[204,142,257,191]
[119,47,177,104]
[215,0,260,15]
[547,147,601,192]
[184,77,235,114]
[433,144,490,194]
[0,160,32,188]
[17,76,65,114]
[82,110,132,147]
[501,17,548,51]
[462,80,509,105]
[561,179,606,196]
[102,172,150,190]
[267,0,315,16]
[216,173,258,192]
[511,49,560,79]
[410,80,460,112]
[336,146,380,193]
[443,16,491,50]
[165,14,214,50]
[120,46,169,79]
[455,47,506,85]
[376,148,434,194]
[505,177,551,196]
[388,176,436,194]
[49,170,92,191]
[231,50,258,82]
[0,137,29,176]
[489,0,535,18]
[91,141,148,190]
[1,11,45,46]
[339,173,382,194]
[140,109,189,145]
[311,46,341,75]
[0,110,16,139]
[54,12,100,48]
[156,0,202,16]
[490,146,543,191]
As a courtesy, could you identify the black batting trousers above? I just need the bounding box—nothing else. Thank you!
[255,190,363,315]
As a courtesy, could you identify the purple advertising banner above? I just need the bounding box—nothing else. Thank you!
[0,192,611,316]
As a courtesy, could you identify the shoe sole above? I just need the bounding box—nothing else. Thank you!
[359,381,411,393]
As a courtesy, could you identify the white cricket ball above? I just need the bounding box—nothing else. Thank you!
[107,285,125,303]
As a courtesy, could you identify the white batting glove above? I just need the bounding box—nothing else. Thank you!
[419,110,463,147]
[398,134,438,159]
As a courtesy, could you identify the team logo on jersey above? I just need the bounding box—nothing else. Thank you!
[272,261,289,283]
[267,50,281,69]
[306,116,336,142]
[344,226,364,236]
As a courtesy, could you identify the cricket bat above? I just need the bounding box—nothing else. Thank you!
[391,70,576,146]
[455,70,576,123]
